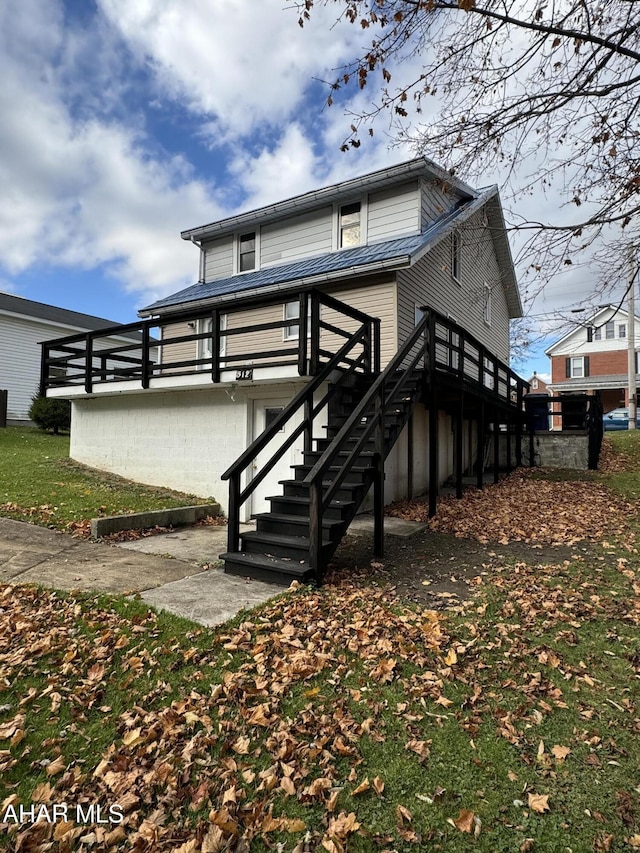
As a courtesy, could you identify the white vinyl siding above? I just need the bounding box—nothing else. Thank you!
[260,207,333,267]
[203,236,234,281]
[367,181,420,242]
[420,178,463,225]
[327,280,397,368]
[396,210,510,362]
[0,313,144,421]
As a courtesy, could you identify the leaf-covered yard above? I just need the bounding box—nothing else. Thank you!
[1,436,640,852]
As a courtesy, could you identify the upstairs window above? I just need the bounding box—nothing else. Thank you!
[451,230,461,282]
[593,327,601,340]
[605,320,615,339]
[339,202,361,248]
[239,231,256,272]
[619,323,627,338]
[483,283,492,325]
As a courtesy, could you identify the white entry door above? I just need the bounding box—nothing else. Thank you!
[250,398,301,516]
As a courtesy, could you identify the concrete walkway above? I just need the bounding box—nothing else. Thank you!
[0,514,426,626]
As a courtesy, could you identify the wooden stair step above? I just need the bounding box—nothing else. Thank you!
[254,511,345,537]
[242,529,332,555]
[221,551,313,585]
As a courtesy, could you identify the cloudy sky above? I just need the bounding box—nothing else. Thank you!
[0,0,602,375]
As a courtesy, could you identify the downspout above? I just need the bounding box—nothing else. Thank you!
[190,235,205,283]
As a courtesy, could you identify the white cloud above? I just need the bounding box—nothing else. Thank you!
[96,0,365,141]
[0,0,224,307]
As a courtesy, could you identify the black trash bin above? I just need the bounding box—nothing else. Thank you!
[0,390,7,428]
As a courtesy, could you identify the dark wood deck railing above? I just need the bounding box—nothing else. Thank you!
[39,290,379,395]
[525,393,603,469]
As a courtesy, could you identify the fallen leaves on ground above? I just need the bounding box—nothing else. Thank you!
[0,581,449,851]
[387,468,636,546]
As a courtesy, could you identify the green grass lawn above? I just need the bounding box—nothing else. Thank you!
[0,426,211,530]
[0,434,639,850]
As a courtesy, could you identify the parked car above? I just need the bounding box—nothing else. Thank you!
[602,407,640,430]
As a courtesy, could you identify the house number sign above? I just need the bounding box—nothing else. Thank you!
[236,368,253,381]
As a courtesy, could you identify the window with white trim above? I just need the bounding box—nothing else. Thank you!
[593,326,602,340]
[565,355,589,378]
[283,300,312,341]
[198,315,226,363]
[339,202,361,248]
[238,231,256,272]
[605,321,615,339]
[483,283,492,325]
[619,323,627,338]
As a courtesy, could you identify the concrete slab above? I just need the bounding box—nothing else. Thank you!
[117,523,253,563]
[0,517,203,594]
[346,513,428,538]
[139,566,280,626]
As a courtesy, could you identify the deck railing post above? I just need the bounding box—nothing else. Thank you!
[299,292,309,376]
[141,324,151,389]
[310,296,321,375]
[304,394,313,453]
[372,318,381,375]
[493,408,500,484]
[84,333,93,394]
[228,473,240,553]
[211,310,221,383]
[39,344,49,397]
[455,391,464,498]
[516,379,523,465]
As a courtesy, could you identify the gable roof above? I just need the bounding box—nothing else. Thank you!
[0,292,143,341]
[545,304,639,355]
[180,157,476,243]
[142,185,522,318]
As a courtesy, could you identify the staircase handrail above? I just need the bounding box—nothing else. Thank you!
[304,312,431,572]
[221,300,378,554]
[303,311,430,492]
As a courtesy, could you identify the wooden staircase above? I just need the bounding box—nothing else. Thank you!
[222,370,423,584]
[221,303,530,586]
[220,298,432,585]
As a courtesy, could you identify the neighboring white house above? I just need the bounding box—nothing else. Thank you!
[546,305,640,414]
[44,157,526,581]
[0,292,147,424]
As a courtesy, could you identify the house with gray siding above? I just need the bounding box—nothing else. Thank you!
[43,157,526,583]
[0,292,145,424]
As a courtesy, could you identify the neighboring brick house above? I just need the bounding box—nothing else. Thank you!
[524,371,549,395]
[545,305,640,415]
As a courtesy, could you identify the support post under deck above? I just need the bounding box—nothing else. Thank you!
[455,391,464,499]
[477,400,485,490]
[428,386,439,518]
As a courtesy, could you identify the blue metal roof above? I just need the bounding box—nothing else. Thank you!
[142,198,476,315]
